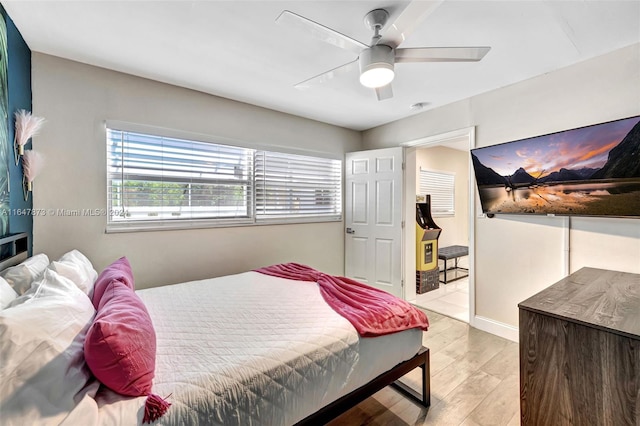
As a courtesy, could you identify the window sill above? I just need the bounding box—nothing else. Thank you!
[105,216,342,234]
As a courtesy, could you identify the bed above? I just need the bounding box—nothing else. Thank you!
[0,249,430,425]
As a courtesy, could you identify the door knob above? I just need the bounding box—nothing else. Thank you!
[346,228,355,234]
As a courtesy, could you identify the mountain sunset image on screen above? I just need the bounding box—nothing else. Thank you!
[471,115,640,217]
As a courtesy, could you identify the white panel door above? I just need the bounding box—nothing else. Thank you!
[345,147,403,298]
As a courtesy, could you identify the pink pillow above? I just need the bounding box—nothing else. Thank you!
[84,278,156,397]
[85,257,169,422]
[91,257,134,308]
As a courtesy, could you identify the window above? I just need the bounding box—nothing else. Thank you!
[254,151,342,221]
[106,128,342,231]
[419,168,455,216]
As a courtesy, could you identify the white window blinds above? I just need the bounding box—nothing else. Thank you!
[254,151,342,221]
[106,128,342,231]
[419,168,455,216]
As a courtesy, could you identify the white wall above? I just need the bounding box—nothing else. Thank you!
[416,146,469,249]
[363,43,640,329]
[32,54,362,289]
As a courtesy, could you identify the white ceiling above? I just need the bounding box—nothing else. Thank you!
[3,1,639,131]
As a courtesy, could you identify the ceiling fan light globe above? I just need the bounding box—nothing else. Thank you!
[359,45,395,88]
[360,66,394,88]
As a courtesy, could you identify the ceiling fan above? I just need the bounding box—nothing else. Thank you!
[276,1,491,101]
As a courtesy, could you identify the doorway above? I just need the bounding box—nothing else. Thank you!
[401,127,476,324]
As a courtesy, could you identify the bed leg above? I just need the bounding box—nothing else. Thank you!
[390,347,431,408]
[422,348,431,407]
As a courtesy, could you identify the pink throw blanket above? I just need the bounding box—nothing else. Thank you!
[254,263,429,337]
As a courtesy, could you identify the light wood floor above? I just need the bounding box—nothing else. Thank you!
[329,310,520,426]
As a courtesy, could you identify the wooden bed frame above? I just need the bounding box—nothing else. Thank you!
[296,346,430,425]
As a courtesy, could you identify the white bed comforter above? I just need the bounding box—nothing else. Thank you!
[78,271,422,425]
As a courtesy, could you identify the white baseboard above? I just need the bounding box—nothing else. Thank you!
[472,315,519,342]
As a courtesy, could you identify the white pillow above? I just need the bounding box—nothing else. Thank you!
[0,254,50,295]
[0,268,96,425]
[0,278,18,309]
[49,250,98,295]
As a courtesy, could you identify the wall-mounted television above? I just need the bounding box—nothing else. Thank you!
[471,115,640,218]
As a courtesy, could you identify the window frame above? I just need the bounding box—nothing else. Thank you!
[105,123,343,233]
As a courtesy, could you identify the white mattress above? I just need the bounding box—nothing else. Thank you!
[93,271,423,425]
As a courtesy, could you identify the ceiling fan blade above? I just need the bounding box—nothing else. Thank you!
[395,47,491,63]
[375,84,393,101]
[276,10,368,55]
[379,0,444,48]
[294,59,359,90]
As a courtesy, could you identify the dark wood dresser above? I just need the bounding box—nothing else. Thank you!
[518,267,640,425]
